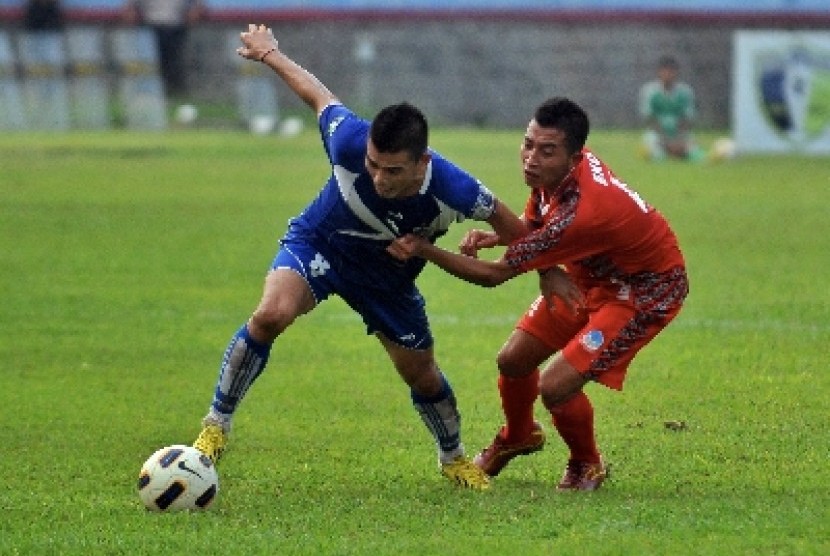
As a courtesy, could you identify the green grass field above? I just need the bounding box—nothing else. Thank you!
[1,128,827,555]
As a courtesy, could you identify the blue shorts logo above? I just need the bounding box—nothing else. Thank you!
[309,253,330,277]
[580,330,604,352]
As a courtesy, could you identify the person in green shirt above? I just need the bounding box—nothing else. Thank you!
[639,56,704,162]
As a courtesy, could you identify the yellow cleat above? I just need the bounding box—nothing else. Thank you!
[193,423,228,464]
[441,456,491,490]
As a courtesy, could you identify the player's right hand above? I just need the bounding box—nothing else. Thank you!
[539,267,584,314]
[387,234,428,261]
[237,24,279,62]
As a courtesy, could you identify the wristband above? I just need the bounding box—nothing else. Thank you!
[259,48,277,62]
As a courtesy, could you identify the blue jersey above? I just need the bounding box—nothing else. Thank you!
[284,103,496,290]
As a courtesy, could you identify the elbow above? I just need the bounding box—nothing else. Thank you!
[461,270,511,288]
[479,275,506,288]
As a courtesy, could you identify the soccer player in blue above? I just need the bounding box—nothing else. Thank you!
[192,24,527,490]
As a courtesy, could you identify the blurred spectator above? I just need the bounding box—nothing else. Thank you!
[123,0,205,97]
[24,0,64,31]
[639,55,704,162]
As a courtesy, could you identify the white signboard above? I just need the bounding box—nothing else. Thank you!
[732,31,830,154]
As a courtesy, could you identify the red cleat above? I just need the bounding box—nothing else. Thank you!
[556,458,608,491]
[473,421,545,477]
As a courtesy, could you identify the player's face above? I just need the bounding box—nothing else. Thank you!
[365,140,429,199]
[520,119,581,191]
[658,66,678,89]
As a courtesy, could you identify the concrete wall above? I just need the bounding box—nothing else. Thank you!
[4,13,827,129]
[187,19,739,129]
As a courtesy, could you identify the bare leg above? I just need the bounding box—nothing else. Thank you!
[377,333,463,463]
[206,268,316,426]
[496,329,552,440]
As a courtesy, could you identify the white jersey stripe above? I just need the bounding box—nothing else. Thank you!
[332,164,396,240]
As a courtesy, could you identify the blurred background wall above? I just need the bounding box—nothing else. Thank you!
[1,1,828,129]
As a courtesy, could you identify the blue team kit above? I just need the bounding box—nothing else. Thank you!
[271,103,496,348]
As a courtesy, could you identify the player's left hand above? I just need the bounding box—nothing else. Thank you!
[539,267,584,314]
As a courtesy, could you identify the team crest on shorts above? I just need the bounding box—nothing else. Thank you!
[580,330,604,352]
[309,253,330,277]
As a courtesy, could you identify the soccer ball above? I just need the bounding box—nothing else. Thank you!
[278,116,304,137]
[249,114,276,135]
[137,445,219,512]
[710,137,737,161]
[173,104,198,126]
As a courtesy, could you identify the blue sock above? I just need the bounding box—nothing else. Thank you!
[208,324,271,424]
[411,372,464,463]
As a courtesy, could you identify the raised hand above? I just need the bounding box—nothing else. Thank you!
[237,24,279,62]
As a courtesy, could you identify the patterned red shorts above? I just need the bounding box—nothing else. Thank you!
[516,282,684,390]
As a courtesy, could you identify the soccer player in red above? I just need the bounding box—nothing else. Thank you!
[387,97,689,490]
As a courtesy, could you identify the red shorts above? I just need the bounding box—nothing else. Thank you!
[516,285,683,390]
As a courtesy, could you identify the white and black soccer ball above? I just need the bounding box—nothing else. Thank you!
[138,445,219,512]
[711,137,737,161]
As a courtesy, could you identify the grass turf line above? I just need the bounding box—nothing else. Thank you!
[0,130,827,555]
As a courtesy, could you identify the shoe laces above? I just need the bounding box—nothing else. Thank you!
[444,457,490,489]
[563,460,590,482]
[195,425,226,456]
[482,427,510,454]
[565,460,605,481]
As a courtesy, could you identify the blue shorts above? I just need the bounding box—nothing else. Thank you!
[271,238,434,350]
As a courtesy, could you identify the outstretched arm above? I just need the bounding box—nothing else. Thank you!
[485,199,531,245]
[387,234,584,311]
[387,235,518,287]
[459,201,530,258]
[237,24,337,114]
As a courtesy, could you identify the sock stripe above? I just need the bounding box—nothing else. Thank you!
[412,373,461,453]
[210,325,271,418]
[230,348,263,399]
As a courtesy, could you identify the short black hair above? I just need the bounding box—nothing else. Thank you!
[533,97,590,154]
[658,55,679,70]
[370,102,428,161]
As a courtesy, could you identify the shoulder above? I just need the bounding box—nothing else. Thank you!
[320,103,361,132]
[427,152,495,218]
[571,152,615,203]
[676,82,695,97]
[320,104,369,145]
[427,151,481,192]
[640,80,662,95]
[576,150,611,182]
[320,104,370,167]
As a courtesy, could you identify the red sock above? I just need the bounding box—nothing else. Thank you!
[498,369,539,442]
[548,391,600,463]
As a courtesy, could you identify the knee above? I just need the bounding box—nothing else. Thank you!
[407,367,443,398]
[539,372,562,408]
[540,386,570,410]
[539,359,586,410]
[395,354,442,397]
[496,344,534,378]
[249,302,296,342]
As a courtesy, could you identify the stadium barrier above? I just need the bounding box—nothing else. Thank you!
[66,27,110,129]
[0,27,171,131]
[17,31,71,130]
[0,31,27,130]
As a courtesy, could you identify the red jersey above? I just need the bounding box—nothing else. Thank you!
[505,149,688,313]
